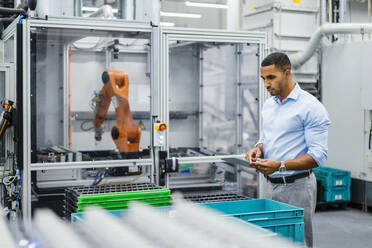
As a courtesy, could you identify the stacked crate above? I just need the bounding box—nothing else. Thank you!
[202,199,305,243]
[65,183,171,220]
[71,198,305,244]
[313,167,351,203]
[184,192,251,203]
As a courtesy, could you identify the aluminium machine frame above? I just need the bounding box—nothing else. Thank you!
[1,16,267,225]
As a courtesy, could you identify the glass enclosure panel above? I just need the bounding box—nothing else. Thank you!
[168,43,200,153]
[202,45,237,154]
[168,42,260,156]
[168,42,243,156]
[4,35,15,64]
[31,27,151,163]
[241,44,260,151]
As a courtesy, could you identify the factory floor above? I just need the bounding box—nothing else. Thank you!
[313,206,372,248]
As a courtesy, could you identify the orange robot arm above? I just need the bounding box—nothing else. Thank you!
[93,70,141,153]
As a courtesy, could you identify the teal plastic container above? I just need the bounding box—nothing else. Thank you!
[265,222,304,243]
[322,186,350,202]
[202,199,304,243]
[313,167,351,188]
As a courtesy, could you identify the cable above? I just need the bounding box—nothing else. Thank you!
[91,169,107,186]
[17,15,24,24]
[80,120,95,131]
[15,169,21,204]
[2,175,16,186]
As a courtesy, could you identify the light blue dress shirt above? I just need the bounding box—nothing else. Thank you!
[257,83,331,177]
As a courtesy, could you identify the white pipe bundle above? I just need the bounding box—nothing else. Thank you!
[81,208,156,248]
[0,212,17,248]
[34,209,90,248]
[28,198,301,247]
[124,202,222,248]
[171,196,295,248]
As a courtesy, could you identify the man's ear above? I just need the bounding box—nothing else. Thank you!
[285,69,291,79]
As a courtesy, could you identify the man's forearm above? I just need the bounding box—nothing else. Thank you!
[284,153,318,170]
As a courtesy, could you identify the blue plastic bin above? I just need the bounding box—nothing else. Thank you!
[202,199,304,243]
[313,167,351,188]
[322,186,350,202]
[265,222,304,243]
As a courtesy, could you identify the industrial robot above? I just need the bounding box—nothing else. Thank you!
[93,70,141,153]
[0,100,14,139]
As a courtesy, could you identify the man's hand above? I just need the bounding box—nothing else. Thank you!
[250,159,281,176]
[245,147,262,163]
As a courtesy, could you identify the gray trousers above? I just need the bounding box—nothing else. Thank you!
[260,173,317,248]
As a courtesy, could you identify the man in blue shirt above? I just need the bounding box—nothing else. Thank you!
[246,52,330,248]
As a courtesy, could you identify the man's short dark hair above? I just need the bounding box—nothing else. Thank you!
[261,52,291,71]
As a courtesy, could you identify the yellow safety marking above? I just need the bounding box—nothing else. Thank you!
[293,0,301,3]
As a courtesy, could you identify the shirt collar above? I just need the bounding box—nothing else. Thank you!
[274,82,300,104]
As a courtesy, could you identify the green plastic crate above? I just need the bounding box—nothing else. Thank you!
[73,188,171,212]
[76,202,171,212]
[76,197,171,212]
[77,189,170,204]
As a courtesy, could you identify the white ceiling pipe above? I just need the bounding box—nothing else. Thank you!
[291,23,372,68]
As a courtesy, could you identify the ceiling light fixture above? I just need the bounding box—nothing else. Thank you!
[160,11,202,18]
[185,1,228,9]
[160,22,176,27]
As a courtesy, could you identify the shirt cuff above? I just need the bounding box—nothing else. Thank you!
[307,151,325,167]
